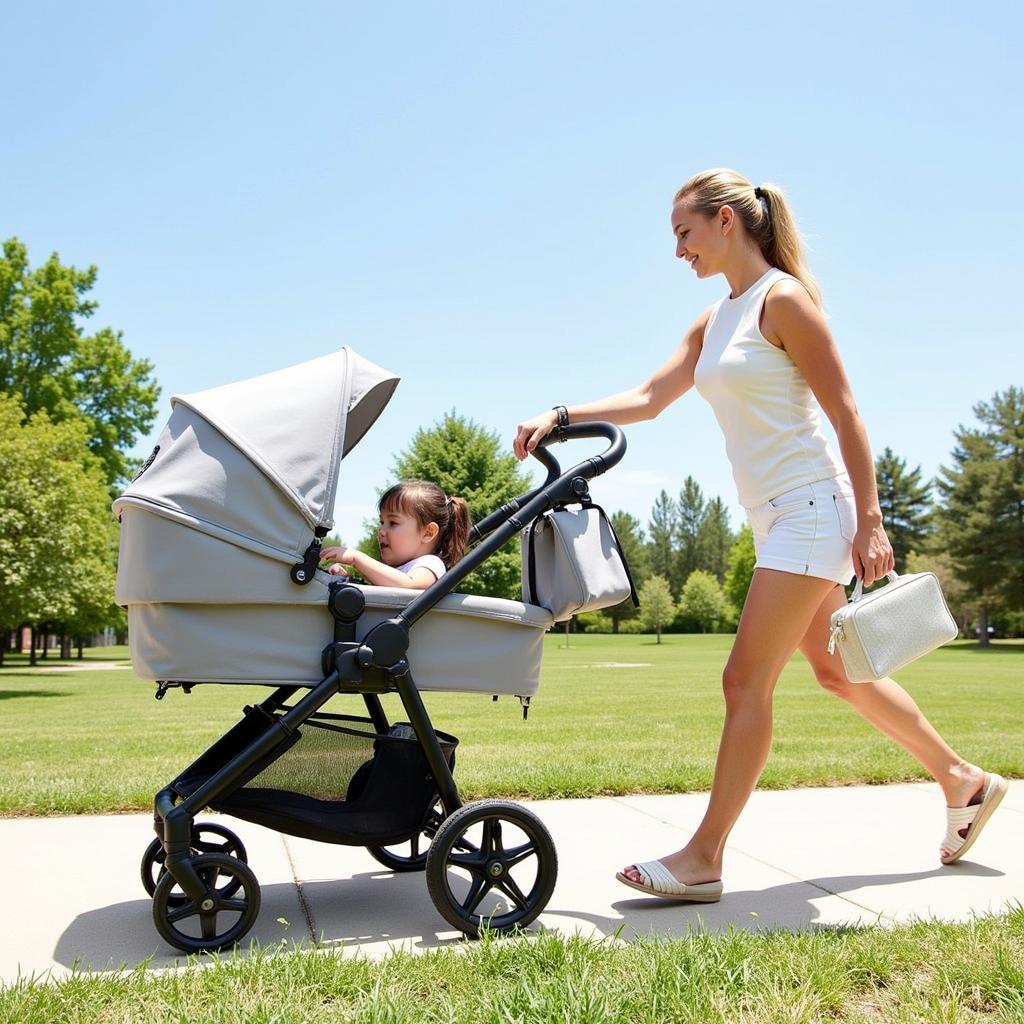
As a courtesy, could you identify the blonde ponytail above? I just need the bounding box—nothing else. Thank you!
[674,169,822,308]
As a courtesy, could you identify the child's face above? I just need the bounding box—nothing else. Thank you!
[377,507,438,566]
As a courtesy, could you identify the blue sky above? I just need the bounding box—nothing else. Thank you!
[4,3,1020,544]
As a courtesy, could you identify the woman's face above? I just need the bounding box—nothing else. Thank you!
[671,201,729,278]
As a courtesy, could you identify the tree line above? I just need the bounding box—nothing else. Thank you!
[1,239,159,663]
[374,400,1023,646]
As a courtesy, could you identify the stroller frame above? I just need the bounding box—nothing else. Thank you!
[146,423,625,950]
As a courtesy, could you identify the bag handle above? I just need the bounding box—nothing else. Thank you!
[850,570,899,604]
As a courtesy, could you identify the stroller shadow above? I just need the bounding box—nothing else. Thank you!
[53,860,1005,972]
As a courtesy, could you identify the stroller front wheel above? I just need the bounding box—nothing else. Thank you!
[152,852,261,953]
[425,800,557,937]
[141,822,248,903]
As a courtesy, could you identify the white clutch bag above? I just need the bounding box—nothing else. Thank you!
[827,570,958,683]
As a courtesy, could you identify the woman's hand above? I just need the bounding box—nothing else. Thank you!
[513,410,558,461]
[852,518,895,587]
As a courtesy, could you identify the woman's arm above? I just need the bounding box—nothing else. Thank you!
[512,305,714,459]
[320,547,437,590]
[761,281,895,585]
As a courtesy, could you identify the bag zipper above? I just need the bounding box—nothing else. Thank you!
[828,615,845,655]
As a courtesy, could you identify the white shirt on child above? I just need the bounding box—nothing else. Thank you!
[398,554,446,580]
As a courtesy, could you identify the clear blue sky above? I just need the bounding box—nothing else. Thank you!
[4,3,1020,544]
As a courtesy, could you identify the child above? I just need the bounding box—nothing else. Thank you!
[320,480,471,590]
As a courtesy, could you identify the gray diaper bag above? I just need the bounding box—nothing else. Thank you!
[521,502,639,622]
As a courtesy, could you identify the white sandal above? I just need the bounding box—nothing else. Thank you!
[615,861,723,902]
[940,772,1007,865]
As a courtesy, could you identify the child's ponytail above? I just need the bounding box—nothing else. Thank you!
[437,495,470,568]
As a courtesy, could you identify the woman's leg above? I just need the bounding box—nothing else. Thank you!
[622,568,837,886]
[797,584,988,852]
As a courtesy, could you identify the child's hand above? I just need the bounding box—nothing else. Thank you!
[327,564,350,577]
[320,545,356,565]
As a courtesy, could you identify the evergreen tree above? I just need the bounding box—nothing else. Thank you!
[647,490,678,594]
[676,476,706,588]
[695,496,734,582]
[935,387,1024,646]
[875,447,933,572]
[0,238,160,487]
[606,511,649,633]
[365,411,531,599]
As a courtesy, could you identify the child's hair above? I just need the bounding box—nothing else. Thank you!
[377,480,471,568]
[674,168,823,309]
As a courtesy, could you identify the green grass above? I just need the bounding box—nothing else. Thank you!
[4,911,1024,1022]
[1,637,1021,816]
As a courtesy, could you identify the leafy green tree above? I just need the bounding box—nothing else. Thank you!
[0,238,160,487]
[723,524,757,614]
[365,411,532,598]
[935,387,1024,646]
[676,476,706,588]
[638,575,675,643]
[0,394,115,665]
[695,496,734,583]
[606,511,649,633]
[647,490,678,595]
[875,447,933,572]
[677,569,730,633]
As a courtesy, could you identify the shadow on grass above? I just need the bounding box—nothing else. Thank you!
[0,687,71,700]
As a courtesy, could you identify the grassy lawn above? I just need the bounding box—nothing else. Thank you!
[3,913,1024,1022]
[0,636,1021,816]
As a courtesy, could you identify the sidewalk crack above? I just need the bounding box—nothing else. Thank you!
[282,836,317,943]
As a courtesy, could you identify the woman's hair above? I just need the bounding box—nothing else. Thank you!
[674,168,822,308]
[378,480,471,568]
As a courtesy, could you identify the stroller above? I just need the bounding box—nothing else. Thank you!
[114,347,627,952]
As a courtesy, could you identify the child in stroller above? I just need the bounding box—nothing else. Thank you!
[321,481,471,589]
[114,347,629,952]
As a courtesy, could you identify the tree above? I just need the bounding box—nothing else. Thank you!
[0,394,116,664]
[0,238,160,487]
[676,476,706,589]
[606,511,649,633]
[723,524,756,614]
[695,496,734,583]
[875,447,933,572]
[638,575,675,643]
[367,410,532,599]
[935,387,1024,646]
[677,570,730,633]
[647,491,678,595]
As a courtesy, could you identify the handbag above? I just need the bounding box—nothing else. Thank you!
[521,502,639,622]
[827,570,958,683]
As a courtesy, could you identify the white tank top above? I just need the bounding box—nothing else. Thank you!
[693,267,843,509]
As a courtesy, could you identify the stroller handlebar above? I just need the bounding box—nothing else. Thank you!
[532,420,627,479]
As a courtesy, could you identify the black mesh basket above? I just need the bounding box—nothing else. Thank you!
[173,708,458,846]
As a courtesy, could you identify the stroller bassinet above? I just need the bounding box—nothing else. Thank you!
[115,347,627,951]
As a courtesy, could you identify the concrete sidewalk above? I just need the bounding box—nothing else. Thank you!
[2,781,1021,984]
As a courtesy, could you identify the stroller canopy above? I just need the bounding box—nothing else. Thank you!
[114,347,398,565]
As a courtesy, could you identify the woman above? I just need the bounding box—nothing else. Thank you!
[513,168,1004,902]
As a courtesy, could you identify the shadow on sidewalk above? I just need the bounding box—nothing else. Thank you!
[53,861,1006,973]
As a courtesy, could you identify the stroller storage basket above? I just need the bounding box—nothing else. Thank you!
[172,706,457,845]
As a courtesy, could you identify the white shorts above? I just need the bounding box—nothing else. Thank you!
[745,475,857,587]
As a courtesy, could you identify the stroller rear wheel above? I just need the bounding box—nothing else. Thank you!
[425,800,557,936]
[152,852,261,953]
[141,822,247,904]
[366,801,444,872]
